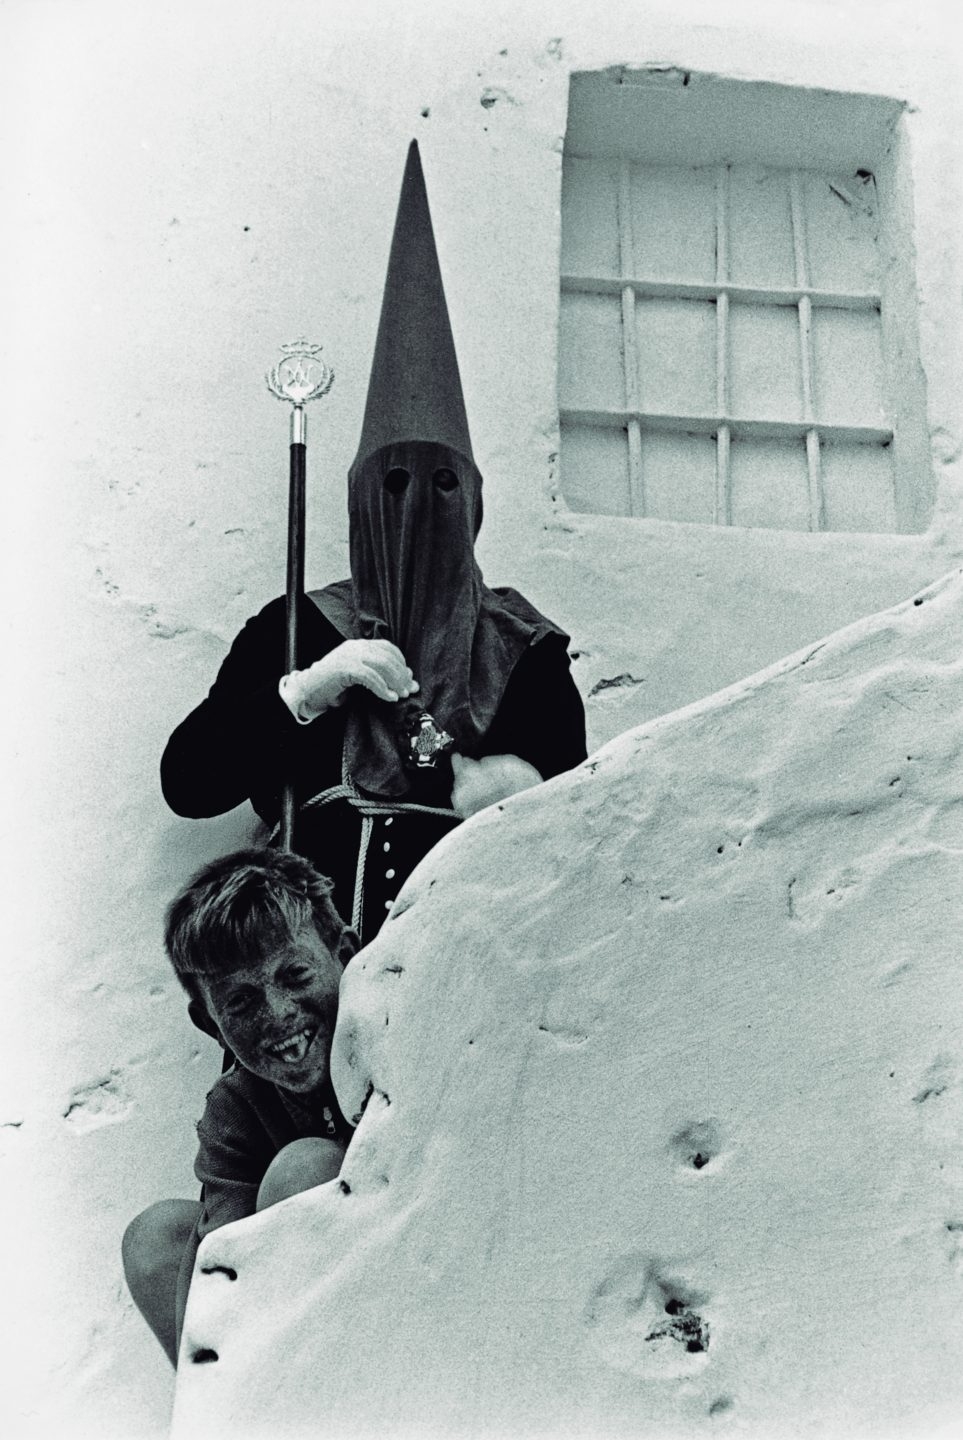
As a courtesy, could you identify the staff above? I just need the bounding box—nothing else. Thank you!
[265,340,334,850]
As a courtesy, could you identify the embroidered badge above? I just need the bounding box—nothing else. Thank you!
[404,710,454,768]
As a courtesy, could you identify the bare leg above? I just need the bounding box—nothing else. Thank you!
[123,1198,202,1366]
[256,1138,346,1210]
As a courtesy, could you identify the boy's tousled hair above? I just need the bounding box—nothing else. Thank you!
[164,848,346,999]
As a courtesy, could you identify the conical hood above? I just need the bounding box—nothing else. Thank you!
[352,140,473,464]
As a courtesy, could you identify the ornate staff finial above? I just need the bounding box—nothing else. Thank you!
[266,340,334,443]
[266,339,335,405]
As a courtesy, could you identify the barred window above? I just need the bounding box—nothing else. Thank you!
[558,71,930,534]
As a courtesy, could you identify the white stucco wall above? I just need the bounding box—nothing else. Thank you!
[3,0,960,1435]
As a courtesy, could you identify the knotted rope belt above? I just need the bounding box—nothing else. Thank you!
[271,745,459,933]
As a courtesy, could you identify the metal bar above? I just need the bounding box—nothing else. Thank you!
[561,274,881,311]
[798,294,816,423]
[715,164,730,288]
[788,172,810,288]
[805,427,824,534]
[558,406,892,446]
[715,425,731,527]
[280,428,306,851]
[715,165,731,526]
[617,160,644,516]
[790,174,824,532]
[797,294,823,529]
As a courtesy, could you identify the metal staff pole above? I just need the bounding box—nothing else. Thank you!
[266,340,334,851]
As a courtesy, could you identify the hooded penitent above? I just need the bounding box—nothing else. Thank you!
[314,140,562,800]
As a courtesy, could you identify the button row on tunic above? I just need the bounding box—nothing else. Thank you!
[381,816,396,911]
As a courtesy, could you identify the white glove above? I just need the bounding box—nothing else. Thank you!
[450,753,543,819]
[280,640,419,724]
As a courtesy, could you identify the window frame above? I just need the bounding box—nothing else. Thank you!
[558,70,930,535]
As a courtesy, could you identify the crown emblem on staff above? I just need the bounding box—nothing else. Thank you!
[266,339,335,406]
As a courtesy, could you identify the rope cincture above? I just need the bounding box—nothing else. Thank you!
[352,814,373,934]
[267,780,459,840]
[268,740,460,933]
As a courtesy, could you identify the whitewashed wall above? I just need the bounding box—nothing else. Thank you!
[3,0,960,1435]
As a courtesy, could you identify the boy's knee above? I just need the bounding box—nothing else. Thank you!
[122,1199,199,1299]
[256,1137,346,1211]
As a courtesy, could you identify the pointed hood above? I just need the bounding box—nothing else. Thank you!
[352,139,473,465]
[312,141,565,802]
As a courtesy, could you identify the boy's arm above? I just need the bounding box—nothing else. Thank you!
[193,1082,270,1238]
[173,1079,270,1357]
[174,1219,202,1358]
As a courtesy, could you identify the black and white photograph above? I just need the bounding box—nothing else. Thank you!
[3,0,962,1435]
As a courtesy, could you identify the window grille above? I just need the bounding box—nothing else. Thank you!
[558,75,929,535]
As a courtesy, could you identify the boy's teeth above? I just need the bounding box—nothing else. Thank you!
[269,1030,311,1063]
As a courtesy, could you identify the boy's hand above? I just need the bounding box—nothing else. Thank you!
[283,640,419,721]
[450,753,543,819]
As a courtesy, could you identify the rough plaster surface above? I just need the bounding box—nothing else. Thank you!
[3,0,962,1435]
[173,569,963,1439]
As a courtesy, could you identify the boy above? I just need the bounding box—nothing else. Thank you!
[122,849,358,1366]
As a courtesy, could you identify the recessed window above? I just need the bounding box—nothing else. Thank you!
[558,70,931,534]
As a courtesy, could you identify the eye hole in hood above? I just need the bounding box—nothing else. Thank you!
[433,467,458,492]
[384,467,410,495]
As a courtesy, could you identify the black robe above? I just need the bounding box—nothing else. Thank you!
[161,594,587,942]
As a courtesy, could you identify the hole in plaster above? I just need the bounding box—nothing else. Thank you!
[191,1348,219,1364]
[200,1265,237,1281]
[646,1289,710,1352]
[709,1395,734,1417]
[588,673,644,697]
[339,1179,351,1195]
[669,1119,724,1172]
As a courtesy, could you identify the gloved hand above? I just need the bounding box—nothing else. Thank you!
[281,640,419,723]
[450,753,543,820]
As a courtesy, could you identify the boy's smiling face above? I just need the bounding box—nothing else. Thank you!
[198,923,351,1096]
